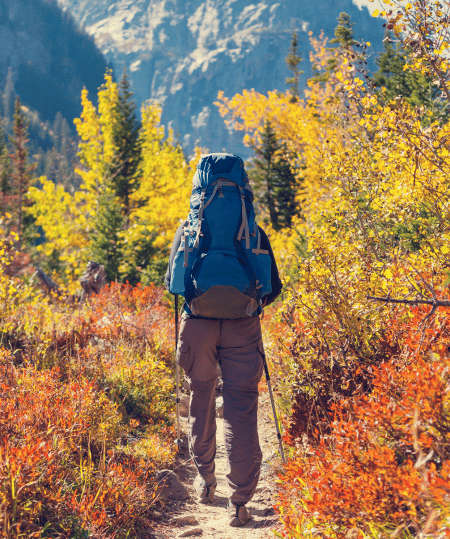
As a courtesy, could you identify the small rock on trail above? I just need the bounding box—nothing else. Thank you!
[156,470,191,501]
[175,516,199,526]
[177,528,203,537]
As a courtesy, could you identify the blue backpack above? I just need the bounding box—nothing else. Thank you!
[169,153,272,318]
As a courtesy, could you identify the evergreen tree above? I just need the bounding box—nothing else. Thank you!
[43,148,58,184]
[52,111,64,153]
[111,69,142,220]
[10,97,35,247]
[330,12,357,51]
[286,31,303,103]
[89,185,124,282]
[311,12,357,86]
[124,228,162,287]
[59,117,73,160]
[370,34,447,122]
[0,124,12,204]
[47,112,79,188]
[2,67,14,127]
[248,120,301,231]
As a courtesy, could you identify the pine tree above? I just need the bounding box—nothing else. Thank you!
[330,12,357,51]
[2,67,14,127]
[111,69,141,221]
[311,12,357,86]
[286,31,304,103]
[10,97,35,247]
[52,111,64,153]
[59,117,73,161]
[0,124,12,205]
[1,148,12,204]
[89,184,124,282]
[371,34,447,122]
[248,120,301,231]
[47,112,79,188]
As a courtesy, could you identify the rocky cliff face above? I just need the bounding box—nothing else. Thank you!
[0,0,108,124]
[56,0,384,158]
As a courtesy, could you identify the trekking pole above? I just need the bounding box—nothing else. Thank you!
[262,355,286,464]
[174,294,182,449]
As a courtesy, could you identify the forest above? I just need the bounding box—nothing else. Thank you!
[1,0,450,537]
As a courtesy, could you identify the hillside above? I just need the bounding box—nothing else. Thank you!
[55,0,385,157]
[0,0,109,125]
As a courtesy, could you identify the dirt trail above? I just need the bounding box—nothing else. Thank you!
[152,388,284,538]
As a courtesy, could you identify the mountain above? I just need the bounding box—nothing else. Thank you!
[0,0,109,126]
[60,0,383,158]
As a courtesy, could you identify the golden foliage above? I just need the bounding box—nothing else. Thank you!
[27,73,204,288]
[218,4,450,536]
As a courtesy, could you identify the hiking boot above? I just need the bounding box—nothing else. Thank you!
[193,475,216,504]
[227,501,251,527]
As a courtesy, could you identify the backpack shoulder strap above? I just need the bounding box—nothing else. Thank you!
[236,186,250,249]
[193,178,242,249]
[193,188,207,249]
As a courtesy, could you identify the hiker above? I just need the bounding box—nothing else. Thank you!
[165,153,282,527]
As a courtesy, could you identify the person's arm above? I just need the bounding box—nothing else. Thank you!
[258,227,282,305]
[164,225,183,292]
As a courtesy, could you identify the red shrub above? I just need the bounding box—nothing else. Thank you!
[87,282,173,356]
[276,307,450,538]
[0,349,159,538]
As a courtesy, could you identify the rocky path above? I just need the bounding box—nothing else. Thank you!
[151,384,285,538]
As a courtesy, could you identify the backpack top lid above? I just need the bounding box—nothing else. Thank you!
[193,153,249,189]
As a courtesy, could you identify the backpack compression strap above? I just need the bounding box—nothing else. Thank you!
[252,228,270,255]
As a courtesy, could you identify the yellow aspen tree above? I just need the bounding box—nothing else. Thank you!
[27,72,121,289]
[29,71,202,288]
[218,17,450,394]
[74,71,120,216]
[28,180,91,285]
[120,102,191,279]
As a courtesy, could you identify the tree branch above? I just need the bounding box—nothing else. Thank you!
[367,295,450,307]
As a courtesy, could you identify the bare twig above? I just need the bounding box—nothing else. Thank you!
[367,295,450,307]
[32,267,60,295]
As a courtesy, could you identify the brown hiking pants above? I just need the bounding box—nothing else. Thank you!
[177,314,264,504]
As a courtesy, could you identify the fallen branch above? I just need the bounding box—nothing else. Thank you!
[31,261,107,302]
[32,267,60,295]
[367,296,450,307]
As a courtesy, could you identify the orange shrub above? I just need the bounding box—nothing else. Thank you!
[0,269,178,537]
[85,282,175,424]
[87,282,173,356]
[275,307,450,539]
[0,348,169,538]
